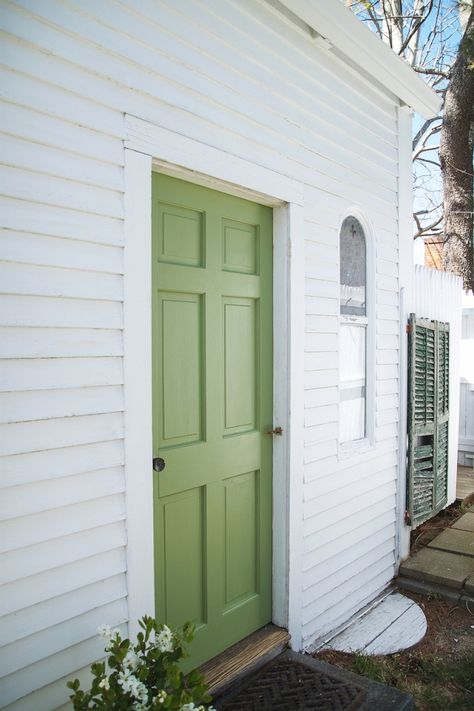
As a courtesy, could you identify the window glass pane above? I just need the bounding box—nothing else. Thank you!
[340,323,366,443]
[340,217,366,316]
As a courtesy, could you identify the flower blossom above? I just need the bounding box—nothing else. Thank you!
[97,624,121,651]
[123,649,140,671]
[155,625,174,653]
[117,669,148,705]
[98,677,110,691]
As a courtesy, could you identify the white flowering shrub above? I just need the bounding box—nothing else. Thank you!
[67,616,216,710]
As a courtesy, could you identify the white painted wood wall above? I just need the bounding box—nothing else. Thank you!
[459,292,474,467]
[0,0,409,706]
[412,266,463,503]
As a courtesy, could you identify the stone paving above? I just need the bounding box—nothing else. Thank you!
[398,510,474,603]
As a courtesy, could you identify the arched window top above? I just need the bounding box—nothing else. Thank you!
[340,216,366,317]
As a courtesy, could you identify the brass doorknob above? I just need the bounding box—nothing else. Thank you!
[266,426,283,436]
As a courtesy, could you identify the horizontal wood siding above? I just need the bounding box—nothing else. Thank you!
[0,0,402,706]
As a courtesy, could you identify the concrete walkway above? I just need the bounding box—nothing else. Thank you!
[457,465,474,500]
[398,510,474,604]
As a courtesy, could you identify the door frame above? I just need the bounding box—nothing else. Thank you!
[123,114,305,650]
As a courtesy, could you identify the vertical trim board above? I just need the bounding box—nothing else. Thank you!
[123,148,155,634]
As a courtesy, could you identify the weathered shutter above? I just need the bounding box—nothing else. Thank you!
[435,323,449,510]
[407,315,449,528]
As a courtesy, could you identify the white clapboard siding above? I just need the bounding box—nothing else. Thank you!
[0,231,123,274]
[302,551,395,630]
[304,449,398,491]
[0,0,414,705]
[1,522,127,586]
[0,100,123,167]
[0,295,123,329]
[304,467,396,521]
[0,326,123,359]
[0,132,124,192]
[1,494,126,554]
[0,413,124,457]
[0,165,123,219]
[305,370,339,389]
[304,481,397,538]
[303,507,396,572]
[0,67,124,141]
[0,467,125,520]
[1,441,125,488]
[0,358,123,392]
[1,630,126,711]
[0,262,123,301]
[303,534,395,606]
[303,494,396,556]
[1,3,395,156]
[4,663,96,711]
[1,548,127,617]
[0,386,124,424]
[0,10,401,217]
[0,197,123,246]
[0,598,125,677]
[0,328,123,359]
[1,573,128,647]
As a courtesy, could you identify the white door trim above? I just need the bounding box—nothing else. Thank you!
[123,115,305,649]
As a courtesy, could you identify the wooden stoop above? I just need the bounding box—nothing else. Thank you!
[199,624,289,698]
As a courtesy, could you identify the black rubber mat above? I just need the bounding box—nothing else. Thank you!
[214,651,413,711]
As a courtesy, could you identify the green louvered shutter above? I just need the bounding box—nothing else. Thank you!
[407,315,449,528]
[435,323,449,510]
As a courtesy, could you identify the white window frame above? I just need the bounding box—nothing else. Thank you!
[338,209,375,460]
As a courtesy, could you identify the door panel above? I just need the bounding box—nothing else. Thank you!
[159,292,204,447]
[152,173,273,669]
[161,488,206,629]
[223,297,257,434]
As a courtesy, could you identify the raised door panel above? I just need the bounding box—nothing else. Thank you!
[223,470,258,610]
[158,292,204,448]
[223,297,258,435]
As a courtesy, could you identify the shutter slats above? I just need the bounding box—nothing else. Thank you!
[407,314,449,528]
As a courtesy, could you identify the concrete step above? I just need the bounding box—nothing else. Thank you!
[398,513,474,603]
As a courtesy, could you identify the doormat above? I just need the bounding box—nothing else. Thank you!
[214,650,413,710]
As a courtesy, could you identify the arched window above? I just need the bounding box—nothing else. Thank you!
[339,216,367,444]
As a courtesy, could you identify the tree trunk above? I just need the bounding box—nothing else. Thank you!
[439,5,474,292]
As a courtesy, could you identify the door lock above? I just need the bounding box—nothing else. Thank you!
[153,457,166,472]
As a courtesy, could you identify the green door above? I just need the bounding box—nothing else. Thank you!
[152,173,273,668]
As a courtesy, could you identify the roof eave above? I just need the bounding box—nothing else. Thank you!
[278,0,442,118]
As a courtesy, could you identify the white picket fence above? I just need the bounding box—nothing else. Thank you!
[413,266,463,503]
[459,292,474,467]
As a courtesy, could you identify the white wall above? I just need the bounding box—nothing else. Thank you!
[412,266,463,503]
[459,291,474,467]
[0,0,406,706]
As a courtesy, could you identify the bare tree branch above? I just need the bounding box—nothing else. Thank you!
[412,66,451,78]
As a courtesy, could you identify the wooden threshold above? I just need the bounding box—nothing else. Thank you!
[199,624,289,697]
